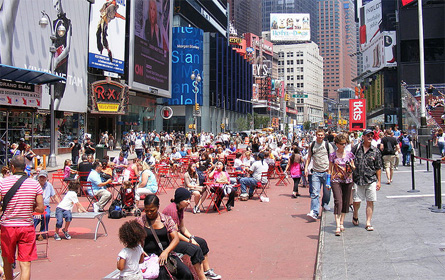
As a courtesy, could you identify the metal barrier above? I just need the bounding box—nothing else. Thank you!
[412,154,445,213]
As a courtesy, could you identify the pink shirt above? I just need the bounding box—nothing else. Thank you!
[64,166,72,179]
[0,175,43,227]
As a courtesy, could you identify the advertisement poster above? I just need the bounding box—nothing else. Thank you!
[359,0,382,52]
[0,0,89,113]
[129,0,172,98]
[168,27,203,106]
[270,13,310,42]
[349,99,366,131]
[362,31,397,73]
[88,0,126,74]
[0,81,42,108]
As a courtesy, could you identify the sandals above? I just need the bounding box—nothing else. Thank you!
[352,217,359,226]
[340,225,345,232]
[335,228,341,236]
[365,225,374,231]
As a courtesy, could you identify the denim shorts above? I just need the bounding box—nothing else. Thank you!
[55,207,73,228]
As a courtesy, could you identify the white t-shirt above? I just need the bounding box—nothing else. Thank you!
[118,245,143,277]
[234,158,243,168]
[250,160,269,184]
[57,191,79,211]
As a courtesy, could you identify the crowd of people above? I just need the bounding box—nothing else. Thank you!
[0,125,419,279]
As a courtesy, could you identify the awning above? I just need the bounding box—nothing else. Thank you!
[0,64,66,85]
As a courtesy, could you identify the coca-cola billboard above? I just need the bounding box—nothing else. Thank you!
[349,99,366,131]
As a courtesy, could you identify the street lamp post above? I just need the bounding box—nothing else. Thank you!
[191,71,202,133]
[40,11,66,167]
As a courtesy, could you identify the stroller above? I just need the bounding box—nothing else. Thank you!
[117,181,141,216]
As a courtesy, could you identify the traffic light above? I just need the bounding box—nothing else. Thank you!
[195,103,200,112]
[285,94,290,101]
[220,123,225,129]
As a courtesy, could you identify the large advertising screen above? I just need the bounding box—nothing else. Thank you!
[88,0,127,74]
[129,0,172,98]
[359,0,382,52]
[0,0,89,112]
[270,13,310,42]
[168,27,203,106]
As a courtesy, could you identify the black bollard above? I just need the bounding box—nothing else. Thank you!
[426,142,430,172]
[418,141,422,164]
[431,160,445,213]
[408,150,419,193]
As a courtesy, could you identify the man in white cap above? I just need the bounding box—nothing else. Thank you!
[34,170,60,240]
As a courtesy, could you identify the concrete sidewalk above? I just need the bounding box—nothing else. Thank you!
[317,157,445,279]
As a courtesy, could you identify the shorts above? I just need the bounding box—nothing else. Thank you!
[1,226,38,263]
[55,207,73,228]
[382,155,396,170]
[353,182,377,202]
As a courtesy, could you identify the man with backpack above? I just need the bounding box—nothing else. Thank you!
[304,129,334,220]
[380,129,400,184]
[398,131,413,166]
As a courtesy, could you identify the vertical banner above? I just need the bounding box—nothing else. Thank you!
[88,0,127,74]
[349,99,366,131]
[168,27,203,105]
[128,0,172,98]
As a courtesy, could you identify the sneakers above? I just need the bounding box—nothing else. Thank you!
[323,204,331,212]
[62,229,72,240]
[193,205,200,214]
[204,268,222,280]
[306,210,318,221]
[54,233,62,241]
[239,193,249,201]
[93,202,99,213]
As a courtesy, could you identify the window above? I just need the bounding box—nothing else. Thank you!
[287,68,294,73]
[287,60,294,65]
[287,52,294,58]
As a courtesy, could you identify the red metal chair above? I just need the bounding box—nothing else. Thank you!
[50,173,68,200]
[155,166,172,193]
[275,162,289,186]
[204,181,227,214]
[33,211,49,260]
[253,172,270,198]
[80,181,99,211]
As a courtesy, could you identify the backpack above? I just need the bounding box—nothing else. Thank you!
[108,199,124,219]
[310,140,331,156]
[401,136,410,147]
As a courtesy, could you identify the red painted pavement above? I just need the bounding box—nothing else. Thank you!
[30,178,319,279]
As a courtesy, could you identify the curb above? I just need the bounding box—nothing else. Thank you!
[314,210,326,280]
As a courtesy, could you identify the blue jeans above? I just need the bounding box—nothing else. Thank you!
[401,147,411,165]
[240,177,258,196]
[310,172,331,216]
[34,205,51,232]
[55,207,73,229]
[438,142,445,156]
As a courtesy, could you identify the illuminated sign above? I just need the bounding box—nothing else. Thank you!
[349,99,366,131]
[90,79,128,114]
[168,27,203,106]
[270,13,310,42]
[229,37,242,44]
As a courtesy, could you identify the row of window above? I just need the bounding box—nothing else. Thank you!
[286,75,304,81]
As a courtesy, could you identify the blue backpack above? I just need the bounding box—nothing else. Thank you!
[401,136,410,147]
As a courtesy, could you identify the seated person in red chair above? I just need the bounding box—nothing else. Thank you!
[208,161,236,211]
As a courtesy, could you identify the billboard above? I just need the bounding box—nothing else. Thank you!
[129,0,172,98]
[359,0,382,52]
[270,13,310,42]
[168,27,203,105]
[362,31,397,73]
[0,0,89,113]
[88,0,127,74]
[349,99,366,131]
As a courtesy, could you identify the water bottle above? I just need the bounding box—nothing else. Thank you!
[326,174,331,189]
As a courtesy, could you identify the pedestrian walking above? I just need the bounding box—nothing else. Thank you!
[351,129,382,231]
[380,129,400,184]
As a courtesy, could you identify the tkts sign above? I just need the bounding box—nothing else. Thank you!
[90,78,128,114]
[349,99,366,131]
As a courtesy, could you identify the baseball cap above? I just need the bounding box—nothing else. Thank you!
[38,170,48,178]
[363,129,374,136]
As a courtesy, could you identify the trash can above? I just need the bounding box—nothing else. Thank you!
[95,144,107,160]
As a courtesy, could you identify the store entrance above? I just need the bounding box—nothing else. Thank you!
[87,115,115,144]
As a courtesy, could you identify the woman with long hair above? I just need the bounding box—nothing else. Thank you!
[284,148,304,198]
[184,162,208,214]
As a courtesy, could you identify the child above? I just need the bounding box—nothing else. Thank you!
[54,180,87,240]
[117,220,146,280]
[63,159,78,181]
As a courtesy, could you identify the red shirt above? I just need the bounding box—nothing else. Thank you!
[162,202,183,227]
[0,175,43,227]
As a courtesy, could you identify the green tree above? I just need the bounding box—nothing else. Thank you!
[303,121,311,131]
[254,114,270,129]
[235,117,249,131]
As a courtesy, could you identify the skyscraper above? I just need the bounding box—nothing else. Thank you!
[228,0,262,36]
[262,0,319,44]
[318,0,357,99]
